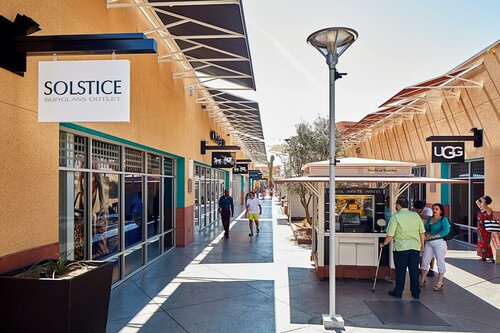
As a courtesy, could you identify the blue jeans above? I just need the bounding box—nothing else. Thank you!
[393,250,420,297]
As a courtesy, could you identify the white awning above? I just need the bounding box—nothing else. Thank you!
[275,176,468,184]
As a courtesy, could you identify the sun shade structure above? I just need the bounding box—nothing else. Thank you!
[107,0,263,162]
[342,61,484,143]
[379,64,483,108]
[275,158,468,185]
[108,0,255,90]
[205,89,266,163]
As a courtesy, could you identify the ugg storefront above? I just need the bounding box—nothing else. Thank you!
[342,40,500,246]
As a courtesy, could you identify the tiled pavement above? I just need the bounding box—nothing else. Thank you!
[107,197,500,333]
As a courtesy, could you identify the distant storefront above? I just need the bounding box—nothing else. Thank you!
[194,164,226,233]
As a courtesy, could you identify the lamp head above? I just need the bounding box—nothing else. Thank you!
[307,27,358,67]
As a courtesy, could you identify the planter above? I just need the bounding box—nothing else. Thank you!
[0,261,113,333]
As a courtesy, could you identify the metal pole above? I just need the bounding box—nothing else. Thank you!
[327,53,338,318]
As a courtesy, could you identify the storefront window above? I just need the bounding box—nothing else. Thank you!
[409,166,426,206]
[147,239,161,261]
[147,176,160,238]
[125,246,143,276]
[194,164,225,232]
[450,160,484,246]
[451,184,468,226]
[59,130,176,283]
[164,177,174,231]
[59,132,86,169]
[125,175,143,248]
[91,173,120,260]
[59,171,86,260]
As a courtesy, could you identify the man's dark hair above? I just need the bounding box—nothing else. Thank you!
[413,200,424,209]
[396,197,409,208]
[484,195,492,205]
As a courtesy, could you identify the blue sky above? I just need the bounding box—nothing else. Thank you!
[228,0,500,150]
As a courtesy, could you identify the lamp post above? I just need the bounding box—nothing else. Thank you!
[307,27,357,330]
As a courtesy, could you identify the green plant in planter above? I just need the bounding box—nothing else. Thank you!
[16,252,88,279]
[0,251,113,333]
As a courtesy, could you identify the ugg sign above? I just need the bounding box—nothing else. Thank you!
[38,60,130,122]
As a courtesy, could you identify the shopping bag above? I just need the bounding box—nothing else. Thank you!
[484,220,500,232]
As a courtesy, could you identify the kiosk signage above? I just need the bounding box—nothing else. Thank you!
[233,164,248,174]
[432,142,465,163]
[211,152,235,168]
[38,60,130,122]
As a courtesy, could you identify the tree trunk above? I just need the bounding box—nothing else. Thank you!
[299,185,310,224]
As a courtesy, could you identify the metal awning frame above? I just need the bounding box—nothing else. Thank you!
[343,62,484,143]
[107,0,267,162]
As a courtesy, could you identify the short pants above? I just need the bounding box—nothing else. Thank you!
[248,213,259,221]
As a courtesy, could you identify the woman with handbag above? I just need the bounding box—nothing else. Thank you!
[475,196,495,263]
[419,203,450,291]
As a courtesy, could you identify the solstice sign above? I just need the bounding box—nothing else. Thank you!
[38,60,130,122]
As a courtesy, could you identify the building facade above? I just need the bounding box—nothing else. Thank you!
[0,1,265,283]
[342,40,500,246]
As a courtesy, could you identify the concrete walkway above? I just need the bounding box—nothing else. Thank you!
[107,197,500,333]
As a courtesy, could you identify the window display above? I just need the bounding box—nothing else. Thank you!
[325,188,385,233]
[58,130,176,283]
[336,195,374,233]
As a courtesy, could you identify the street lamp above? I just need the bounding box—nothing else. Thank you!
[307,27,357,330]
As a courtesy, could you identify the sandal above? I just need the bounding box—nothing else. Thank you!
[419,280,426,287]
[433,282,444,291]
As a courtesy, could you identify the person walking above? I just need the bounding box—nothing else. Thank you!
[380,197,425,299]
[420,203,450,291]
[218,190,234,239]
[475,195,495,263]
[246,192,262,237]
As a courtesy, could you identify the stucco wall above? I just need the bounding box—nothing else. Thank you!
[0,1,242,257]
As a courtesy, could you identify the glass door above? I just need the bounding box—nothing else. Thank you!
[194,180,200,232]
[471,179,484,244]
[201,180,207,228]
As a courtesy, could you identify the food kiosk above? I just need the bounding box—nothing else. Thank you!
[276,157,468,279]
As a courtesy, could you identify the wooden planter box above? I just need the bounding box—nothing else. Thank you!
[0,261,113,333]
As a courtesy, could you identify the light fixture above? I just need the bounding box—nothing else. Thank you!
[307,27,358,68]
[307,27,357,330]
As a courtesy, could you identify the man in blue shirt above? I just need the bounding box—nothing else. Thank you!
[218,190,234,238]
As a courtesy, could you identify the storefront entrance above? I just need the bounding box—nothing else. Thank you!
[450,160,484,245]
[193,165,225,233]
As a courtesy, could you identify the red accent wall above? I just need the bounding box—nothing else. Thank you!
[176,206,194,247]
[0,243,58,274]
[443,204,450,218]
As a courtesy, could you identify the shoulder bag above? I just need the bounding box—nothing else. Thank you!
[484,212,500,232]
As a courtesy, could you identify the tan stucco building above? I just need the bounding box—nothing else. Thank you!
[0,1,265,282]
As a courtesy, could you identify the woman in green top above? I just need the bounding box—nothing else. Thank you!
[420,203,450,291]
